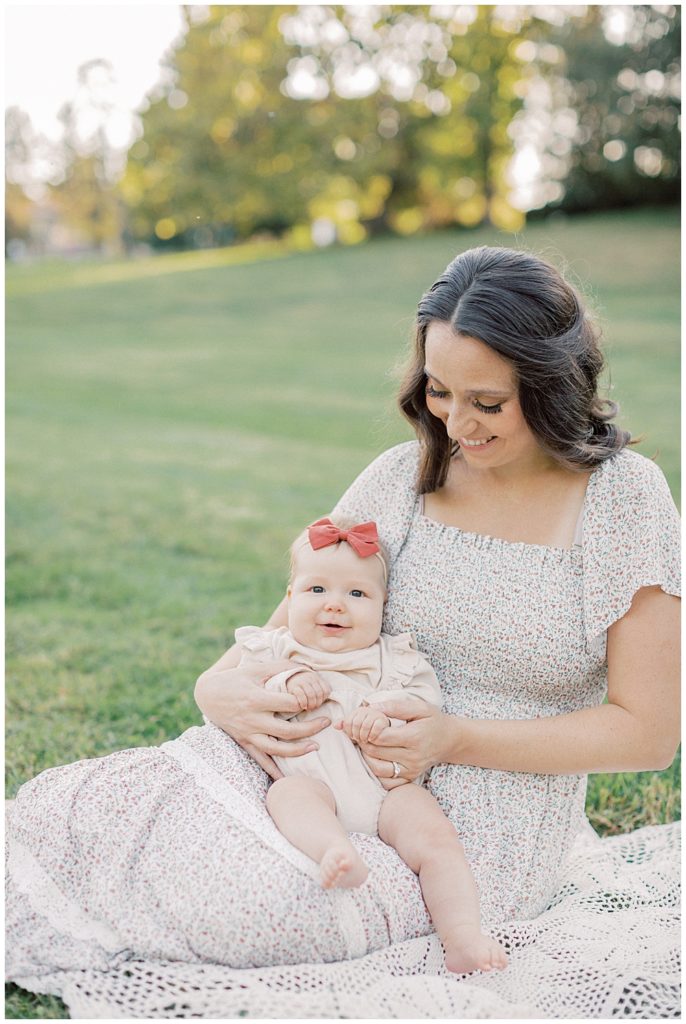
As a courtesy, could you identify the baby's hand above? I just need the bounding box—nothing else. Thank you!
[286,670,331,712]
[336,703,391,746]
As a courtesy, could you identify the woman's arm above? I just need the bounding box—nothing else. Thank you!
[194,596,329,777]
[359,586,680,779]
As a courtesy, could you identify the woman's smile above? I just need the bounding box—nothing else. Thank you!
[424,323,548,473]
[459,435,497,449]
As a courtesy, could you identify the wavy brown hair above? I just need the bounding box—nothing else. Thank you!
[398,246,632,494]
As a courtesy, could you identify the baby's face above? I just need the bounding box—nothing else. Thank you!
[288,542,386,653]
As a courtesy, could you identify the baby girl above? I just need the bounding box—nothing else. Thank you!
[235,517,508,975]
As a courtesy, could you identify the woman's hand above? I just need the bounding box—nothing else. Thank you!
[195,661,330,779]
[338,696,454,783]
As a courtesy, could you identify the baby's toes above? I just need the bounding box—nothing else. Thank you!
[490,941,508,970]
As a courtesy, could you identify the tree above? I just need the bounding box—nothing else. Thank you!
[5,107,36,251]
[528,4,680,213]
[49,59,129,253]
[278,5,527,233]
[116,4,682,247]
[122,6,312,247]
[122,4,531,245]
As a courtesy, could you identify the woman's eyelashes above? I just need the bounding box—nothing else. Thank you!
[473,399,503,414]
[425,383,502,414]
[425,383,449,399]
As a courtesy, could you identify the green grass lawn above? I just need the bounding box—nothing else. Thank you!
[5,207,680,1018]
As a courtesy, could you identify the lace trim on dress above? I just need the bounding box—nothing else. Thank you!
[158,736,370,960]
[8,833,126,953]
[10,823,680,1019]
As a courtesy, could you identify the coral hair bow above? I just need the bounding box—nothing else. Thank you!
[308,518,380,558]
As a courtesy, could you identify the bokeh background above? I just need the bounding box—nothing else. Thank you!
[6,5,680,253]
[5,6,681,1017]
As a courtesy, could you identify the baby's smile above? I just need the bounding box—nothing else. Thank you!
[288,541,386,653]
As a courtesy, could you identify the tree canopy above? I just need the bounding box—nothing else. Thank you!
[6,4,681,254]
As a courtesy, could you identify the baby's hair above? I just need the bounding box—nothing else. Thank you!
[288,515,389,585]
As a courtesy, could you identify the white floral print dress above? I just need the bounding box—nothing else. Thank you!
[6,442,681,1019]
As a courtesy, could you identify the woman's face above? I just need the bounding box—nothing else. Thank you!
[424,321,546,472]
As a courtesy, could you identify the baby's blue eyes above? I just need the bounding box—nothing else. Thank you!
[307,586,365,597]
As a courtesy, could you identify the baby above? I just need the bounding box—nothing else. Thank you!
[235,517,507,975]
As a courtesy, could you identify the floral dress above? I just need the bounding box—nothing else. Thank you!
[6,443,681,1019]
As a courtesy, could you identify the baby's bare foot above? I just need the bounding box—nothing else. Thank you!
[319,842,369,889]
[444,927,508,975]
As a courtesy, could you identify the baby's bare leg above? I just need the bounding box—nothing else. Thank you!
[266,776,368,889]
[378,785,508,974]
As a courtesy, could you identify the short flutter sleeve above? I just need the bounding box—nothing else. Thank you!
[582,450,680,651]
[331,441,420,564]
[234,625,280,659]
[381,632,443,707]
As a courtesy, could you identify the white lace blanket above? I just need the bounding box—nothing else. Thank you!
[10,819,680,1019]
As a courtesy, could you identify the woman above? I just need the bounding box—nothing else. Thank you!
[7,247,679,1019]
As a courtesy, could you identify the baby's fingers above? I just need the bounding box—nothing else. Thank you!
[358,712,383,745]
[349,709,369,745]
[309,680,329,709]
[368,715,391,743]
[290,685,311,711]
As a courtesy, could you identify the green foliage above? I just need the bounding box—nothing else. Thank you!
[124,6,306,244]
[120,5,680,246]
[122,5,533,245]
[6,210,680,1018]
[536,5,680,212]
[6,7,680,253]
[4,987,66,1019]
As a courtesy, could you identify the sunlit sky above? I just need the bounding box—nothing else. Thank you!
[4,4,186,140]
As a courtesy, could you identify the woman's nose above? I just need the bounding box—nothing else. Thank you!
[446,401,476,439]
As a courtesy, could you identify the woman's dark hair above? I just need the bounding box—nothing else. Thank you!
[398,246,632,493]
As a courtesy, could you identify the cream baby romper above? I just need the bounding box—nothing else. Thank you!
[235,625,442,835]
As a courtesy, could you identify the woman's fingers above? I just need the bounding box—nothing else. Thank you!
[268,714,330,740]
[361,752,392,775]
[257,687,308,715]
[243,742,282,780]
[260,736,321,758]
[380,777,411,790]
[361,745,421,779]
[373,697,433,722]
[361,738,411,761]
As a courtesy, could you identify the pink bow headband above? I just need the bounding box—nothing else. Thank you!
[309,518,379,557]
[305,518,387,581]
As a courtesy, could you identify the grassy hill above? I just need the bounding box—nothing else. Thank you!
[5,207,680,1017]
